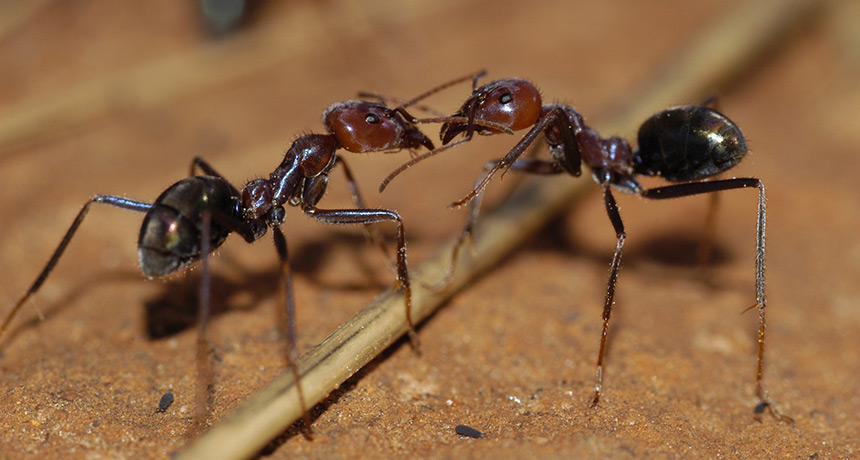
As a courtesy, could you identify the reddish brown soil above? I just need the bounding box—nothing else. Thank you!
[1,1,858,458]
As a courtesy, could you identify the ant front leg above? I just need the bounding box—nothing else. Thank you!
[432,158,564,289]
[590,186,627,409]
[449,106,578,209]
[269,223,313,437]
[1,195,152,339]
[269,226,298,368]
[191,210,215,435]
[641,178,792,423]
[301,205,417,349]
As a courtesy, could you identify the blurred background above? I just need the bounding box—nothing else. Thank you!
[0,0,858,458]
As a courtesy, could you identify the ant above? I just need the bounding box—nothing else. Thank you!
[0,93,438,433]
[379,72,792,423]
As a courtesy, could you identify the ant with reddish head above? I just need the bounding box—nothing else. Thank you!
[0,90,441,433]
[379,71,792,423]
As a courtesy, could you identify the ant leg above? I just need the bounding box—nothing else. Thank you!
[189,157,226,178]
[192,210,215,435]
[432,158,564,289]
[270,226,313,437]
[1,195,152,339]
[332,156,392,267]
[591,187,627,408]
[448,120,549,208]
[641,178,792,423]
[449,107,578,209]
[189,158,247,208]
[302,205,417,349]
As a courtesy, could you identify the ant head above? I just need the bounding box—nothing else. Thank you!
[441,79,542,144]
[241,178,274,221]
[324,100,409,153]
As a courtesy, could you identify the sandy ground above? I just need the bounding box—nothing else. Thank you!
[1,1,859,458]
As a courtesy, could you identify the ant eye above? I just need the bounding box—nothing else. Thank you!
[500,93,513,104]
[365,113,380,124]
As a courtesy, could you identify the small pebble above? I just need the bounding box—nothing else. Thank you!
[455,424,485,439]
[156,391,175,413]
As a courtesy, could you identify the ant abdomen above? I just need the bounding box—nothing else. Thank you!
[634,105,748,182]
[138,176,239,277]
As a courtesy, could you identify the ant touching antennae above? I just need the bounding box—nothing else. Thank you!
[358,70,517,187]
[359,70,488,119]
[377,74,537,193]
[383,73,793,423]
[1,88,438,433]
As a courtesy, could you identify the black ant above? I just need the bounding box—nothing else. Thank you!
[379,73,792,423]
[0,94,437,433]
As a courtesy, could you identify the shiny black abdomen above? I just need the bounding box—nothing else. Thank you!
[138,176,240,277]
[633,106,748,182]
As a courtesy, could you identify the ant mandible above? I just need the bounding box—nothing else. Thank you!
[0,92,437,432]
[380,72,792,423]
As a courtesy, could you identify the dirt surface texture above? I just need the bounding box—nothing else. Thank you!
[1,1,859,459]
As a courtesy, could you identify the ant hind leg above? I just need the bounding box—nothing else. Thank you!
[590,187,627,409]
[1,195,151,339]
[641,178,792,423]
